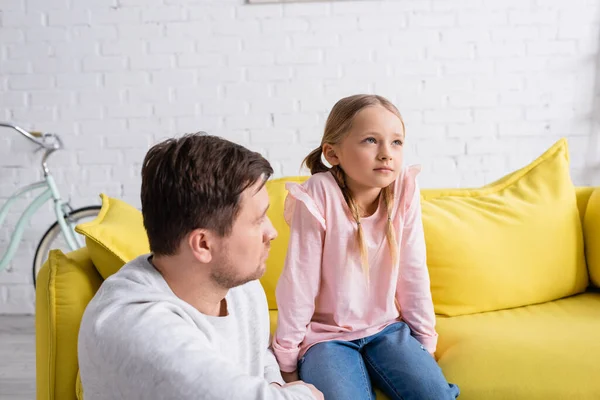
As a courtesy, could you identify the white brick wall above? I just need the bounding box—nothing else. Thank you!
[1,0,599,314]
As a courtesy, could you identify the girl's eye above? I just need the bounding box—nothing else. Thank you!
[393,140,403,146]
[364,137,376,144]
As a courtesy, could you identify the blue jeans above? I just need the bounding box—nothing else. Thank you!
[298,322,460,400]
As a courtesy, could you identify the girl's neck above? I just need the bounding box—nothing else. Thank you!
[345,177,382,218]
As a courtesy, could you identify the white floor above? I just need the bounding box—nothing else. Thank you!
[0,315,35,400]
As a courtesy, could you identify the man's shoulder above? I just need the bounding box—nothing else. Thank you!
[110,253,157,280]
[93,254,165,297]
[79,255,184,341]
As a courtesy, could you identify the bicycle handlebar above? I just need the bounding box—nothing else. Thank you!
[0,122,63,150]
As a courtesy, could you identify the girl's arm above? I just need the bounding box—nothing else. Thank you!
[273,198,324,373]
[396,183,438,354]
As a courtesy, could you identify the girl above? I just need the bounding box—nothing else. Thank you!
[272,94,459,400]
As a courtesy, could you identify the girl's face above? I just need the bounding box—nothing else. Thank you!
[324,105,405,192]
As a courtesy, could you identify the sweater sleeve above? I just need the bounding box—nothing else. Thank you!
[78,303,315,400]
[264,344,285,385]
[272,185,325,373]
[395,180,438,354]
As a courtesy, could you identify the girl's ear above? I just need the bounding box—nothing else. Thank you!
[322,143,340,166]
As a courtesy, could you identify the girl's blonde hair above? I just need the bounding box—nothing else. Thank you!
[302,94,405,277]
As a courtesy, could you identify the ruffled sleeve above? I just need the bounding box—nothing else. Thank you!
[283,182,326,231]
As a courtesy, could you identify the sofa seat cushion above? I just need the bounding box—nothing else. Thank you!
[435,292,600,400]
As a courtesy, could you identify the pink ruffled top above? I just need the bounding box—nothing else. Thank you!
[272,166,438,373]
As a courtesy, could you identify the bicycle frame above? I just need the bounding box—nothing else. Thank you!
[0,173,82,272]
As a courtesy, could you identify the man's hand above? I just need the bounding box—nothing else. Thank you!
[281,370,299,383]
[276,371,323,399]
[282,381,324,400]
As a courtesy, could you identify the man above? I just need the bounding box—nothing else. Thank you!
[78,133,322,400]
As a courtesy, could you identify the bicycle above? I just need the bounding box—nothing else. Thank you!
[0,122,101,287]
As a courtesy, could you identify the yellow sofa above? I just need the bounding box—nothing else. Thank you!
[36,139,600,399]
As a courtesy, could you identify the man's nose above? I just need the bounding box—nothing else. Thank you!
[265,217,278,241]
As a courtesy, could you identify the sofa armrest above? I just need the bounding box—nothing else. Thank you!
[583,188,600,288]
[35,248,103,400]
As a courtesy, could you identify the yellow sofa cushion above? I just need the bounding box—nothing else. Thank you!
[421,138,588,316]
[435,292,600,399]
[75,193,150,280]
[583,189,600,287]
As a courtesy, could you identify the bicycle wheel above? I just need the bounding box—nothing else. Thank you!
[32,205,101,287]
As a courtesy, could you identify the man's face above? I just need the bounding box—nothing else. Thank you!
[210,179,277,289]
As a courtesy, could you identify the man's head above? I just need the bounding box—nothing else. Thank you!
[141,133,277,289]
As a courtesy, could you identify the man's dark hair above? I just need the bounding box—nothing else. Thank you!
[141,133,273,256]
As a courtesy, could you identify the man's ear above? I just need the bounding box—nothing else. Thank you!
[188,229,212,264]
[322,143,340,166]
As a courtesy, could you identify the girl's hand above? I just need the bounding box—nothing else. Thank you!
[281,370,300,383]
